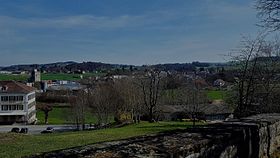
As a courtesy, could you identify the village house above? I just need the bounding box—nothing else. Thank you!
[213,79,226,87]
[0,81,37,124]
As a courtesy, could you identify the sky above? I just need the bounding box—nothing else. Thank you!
[0,0,259,66]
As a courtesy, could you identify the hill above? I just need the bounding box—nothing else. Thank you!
[0,61,228,73]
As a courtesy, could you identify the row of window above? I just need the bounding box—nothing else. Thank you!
[28,111,36,118]
[1,96,24,102]
[28,94,35,101]
[1,105,24,111]
[28,101,36,109]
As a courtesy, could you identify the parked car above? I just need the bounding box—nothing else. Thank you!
[19,128,28,134]
[41,127,54,134]
[10,127,20,133]
[84,124,96,130]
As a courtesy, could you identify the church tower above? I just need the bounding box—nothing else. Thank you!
[31,69,41,82]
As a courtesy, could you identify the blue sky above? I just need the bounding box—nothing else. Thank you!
[0,0,259,66]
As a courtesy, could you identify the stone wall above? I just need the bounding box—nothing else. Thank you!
[28,113,280,158]
[240,114,280,157]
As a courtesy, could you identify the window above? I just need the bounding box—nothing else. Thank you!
[1,105,8,111]
[19,96,23,101]
[11,105,17,110]
[1,96,24,102]
[9,96,16,101]
[1,96,8,101]
[28,94,35,101]
[1,86,8,91]
[1,105,24,111]
[28,101,36,109]
[17,105,23,110]
[16,96,23,101]
[28,111,35,118]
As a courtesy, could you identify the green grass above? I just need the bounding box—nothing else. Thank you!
[0,74,29,81]
[36,107,70,125]
[0,121,195,158]
[0,72,105,81]
[206,90,225,100]
[36,107,106,125]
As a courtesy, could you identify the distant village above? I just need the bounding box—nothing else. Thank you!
[0,61,234,125]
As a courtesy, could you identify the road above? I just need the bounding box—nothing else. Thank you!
[0,124,77,134]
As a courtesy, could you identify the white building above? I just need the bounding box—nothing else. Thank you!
[213,79,226,87]
[0,81,37,124]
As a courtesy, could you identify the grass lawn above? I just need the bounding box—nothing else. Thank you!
[36,107,71,125]
[0,121,196,158]
[0,74,29,81]
[206,90,226,100]
[36,107,106,125]
[0,72,105,81]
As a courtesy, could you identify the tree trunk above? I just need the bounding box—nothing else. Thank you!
[192,113,196,127]
[44,112,49,124]
[149,107,154,122]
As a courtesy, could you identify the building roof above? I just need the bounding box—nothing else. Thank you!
[0,81,36,94]
[47,83,84,91]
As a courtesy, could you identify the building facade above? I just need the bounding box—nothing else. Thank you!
[0,81,37,124]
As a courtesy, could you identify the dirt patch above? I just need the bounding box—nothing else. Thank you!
[0,133,23,143]
[211,99,224,105]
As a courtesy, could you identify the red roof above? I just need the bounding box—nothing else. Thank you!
[0,81,36,94]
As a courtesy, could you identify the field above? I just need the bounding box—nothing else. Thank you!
[206,90,226,100]
[0,74,29,81]
[0,121,195,158]
[163,89,226,102]
[0,72,104,81]
[36,106,113,125]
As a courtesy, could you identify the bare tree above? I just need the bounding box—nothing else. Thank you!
[40,104,53,124]
[139,70,162,122]
[89,81,121,125]
[115,78,143,123]
[254,38,280,109]
[69,91,88,130]
[256,0,280,31]
[230,35,280,117]
[177,79,208,127]
[161,74,186,105]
